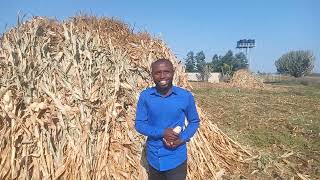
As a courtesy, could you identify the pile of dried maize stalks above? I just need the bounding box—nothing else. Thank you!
[0,16,251,179]
[231,69,265,90]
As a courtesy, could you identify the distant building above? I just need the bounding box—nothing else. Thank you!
[186,72,221,83]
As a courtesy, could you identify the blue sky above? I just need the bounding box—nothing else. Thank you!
[1,0,319,73]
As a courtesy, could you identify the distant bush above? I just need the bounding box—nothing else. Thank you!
[275,50,315,77]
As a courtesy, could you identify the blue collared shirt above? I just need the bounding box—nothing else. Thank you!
[135,86,200,171]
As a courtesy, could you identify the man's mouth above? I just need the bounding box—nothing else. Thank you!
[159,80,168,86]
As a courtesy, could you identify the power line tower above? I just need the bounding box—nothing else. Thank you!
[236,39,256,70]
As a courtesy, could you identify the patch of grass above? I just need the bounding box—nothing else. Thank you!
[242,123,311,152]
[244,128,275,148]
[274,131,309,149]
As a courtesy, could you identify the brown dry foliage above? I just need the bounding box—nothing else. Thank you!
[230,69,265,89]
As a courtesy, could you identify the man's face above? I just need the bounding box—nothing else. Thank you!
[151,62,174,89]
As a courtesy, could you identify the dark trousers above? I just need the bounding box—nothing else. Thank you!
[148,161,187,180]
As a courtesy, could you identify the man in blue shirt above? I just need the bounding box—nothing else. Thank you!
[135,59,200,180]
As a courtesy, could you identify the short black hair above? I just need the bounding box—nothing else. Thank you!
[151,58,173,71]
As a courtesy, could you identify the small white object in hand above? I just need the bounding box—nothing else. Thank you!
[170,126,182,145]
[173,126,182,134]
[164,126,182,146]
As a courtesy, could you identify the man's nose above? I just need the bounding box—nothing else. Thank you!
[160,72,165,78]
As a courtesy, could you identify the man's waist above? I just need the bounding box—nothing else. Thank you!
[147,141,186,156]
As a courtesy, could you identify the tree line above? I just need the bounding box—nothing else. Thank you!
[184,50,248,81]
[184,49,315,80]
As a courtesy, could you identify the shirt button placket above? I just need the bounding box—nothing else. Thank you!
[158,147,162,170]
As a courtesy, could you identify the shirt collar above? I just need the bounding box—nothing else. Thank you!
[150,86,178,96]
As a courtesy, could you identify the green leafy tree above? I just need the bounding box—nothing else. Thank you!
[184,51,196,72]
[234,52,248,69]
[220,50,234,67]
[275,50,315,77]
[211,50,248,74]
[211,54,221,72]
[195,51,206,73]
[195,51,207,81]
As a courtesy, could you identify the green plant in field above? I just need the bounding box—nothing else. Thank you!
[184,51,196,72]
[275,50,315,77]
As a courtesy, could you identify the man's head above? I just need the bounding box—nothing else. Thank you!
[151,59,174,91]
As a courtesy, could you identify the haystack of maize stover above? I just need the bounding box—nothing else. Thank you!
[231,69,265,89]
[0,16,251,179]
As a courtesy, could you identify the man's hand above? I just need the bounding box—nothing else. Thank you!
[163,128,179,142]
[163,128,184,148]
[163,137,184,149]
[163,128,179,148]
[171,138,184,148]
[163,137,172,148]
